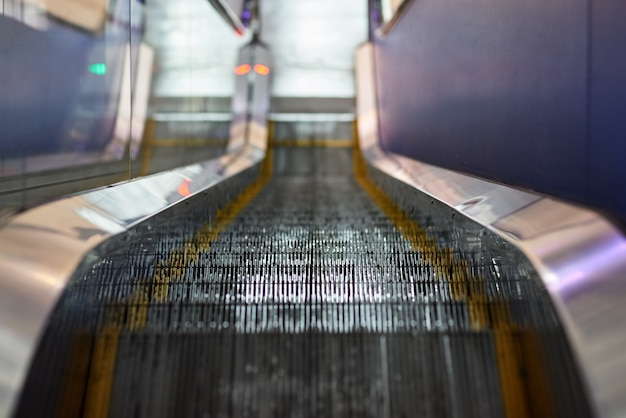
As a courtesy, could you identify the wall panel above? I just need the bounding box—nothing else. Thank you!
[374,0,626,224]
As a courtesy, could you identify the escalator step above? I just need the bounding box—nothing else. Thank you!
[15,149,590,418]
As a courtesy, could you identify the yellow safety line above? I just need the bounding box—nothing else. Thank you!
[352,122,555,418]
[275,138,353,148]
[66,122,275,417]
[56,333,93,418]
[139,119,155,176]
[152,138,228,148]
[81,326,120,418]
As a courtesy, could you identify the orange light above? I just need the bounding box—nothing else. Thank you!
[254,64,270,76]
[178,179,191,197]
[234,64,251,75]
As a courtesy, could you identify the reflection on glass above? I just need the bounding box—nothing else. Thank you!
[0,0,150,209]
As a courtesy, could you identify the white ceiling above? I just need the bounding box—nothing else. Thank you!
[145,0,367,99]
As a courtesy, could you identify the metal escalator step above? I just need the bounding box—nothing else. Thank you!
[15,149,590,418]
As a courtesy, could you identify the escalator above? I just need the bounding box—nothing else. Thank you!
[14,142,592,418]
[3,0,626,414]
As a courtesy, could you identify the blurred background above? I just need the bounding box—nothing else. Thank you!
[0,0,366,212]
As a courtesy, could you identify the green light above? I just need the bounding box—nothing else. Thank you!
[89,63,107,75]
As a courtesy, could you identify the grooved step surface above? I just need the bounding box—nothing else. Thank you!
[16,149,591,418]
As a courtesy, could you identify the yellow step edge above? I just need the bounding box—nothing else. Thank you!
[352,120,555,418]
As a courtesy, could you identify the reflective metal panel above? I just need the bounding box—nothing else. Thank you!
[357,42,626,418]
[130,43,155,158]
[228,42,271,152]
[371,0,626,225]
[250,45,271,149]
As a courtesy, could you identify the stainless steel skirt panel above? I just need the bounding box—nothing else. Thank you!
[0,144,265,417]
[356,41,626,418]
